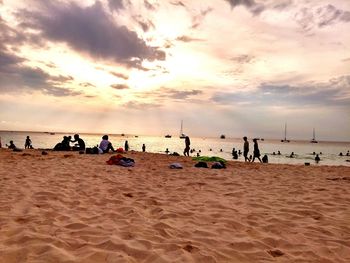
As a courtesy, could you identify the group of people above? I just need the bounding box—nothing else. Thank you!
[242,137,267,163]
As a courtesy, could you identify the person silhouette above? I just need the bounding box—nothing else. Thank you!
[142,144,146,152]
[184,136,190,156]
[124,140,129,152]
[25,136,33,149]
[252,138,262,163]
[315,154,320,163]
[243,136,249,162]
[70,134,85,151]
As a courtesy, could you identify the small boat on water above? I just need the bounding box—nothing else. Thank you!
[50,132,55,135]
[179,120,186,139]
[165,135,172,138]
[310,128,318,143]
[220,134,226,139]
[281,123,290,142]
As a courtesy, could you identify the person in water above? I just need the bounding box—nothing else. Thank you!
[251,138,262,163]
[25,136,33,149]
[99,135,115,153]
[243,136,250,162]
[70,134,85,151]
[124,140,129,152]
[315,154,320,163]
[184,136,190,156]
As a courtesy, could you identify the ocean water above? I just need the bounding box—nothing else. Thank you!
[1,131,350,166]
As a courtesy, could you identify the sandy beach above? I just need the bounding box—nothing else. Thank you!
[0,149,349,263]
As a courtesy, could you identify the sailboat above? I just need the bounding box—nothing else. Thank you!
[281,123,290,142]
[179,120,186,139]
[310,128,318,143]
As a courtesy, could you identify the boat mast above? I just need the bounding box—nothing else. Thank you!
[284,123,287,141]
[180,120,183,135]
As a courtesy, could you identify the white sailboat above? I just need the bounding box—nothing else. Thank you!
[310,128,318,143]
[281,123,290,142]
[179,120,186,139]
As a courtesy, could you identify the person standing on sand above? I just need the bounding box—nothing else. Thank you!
[124,140,129,152]
[24,136,33,149]
[243,136,250,162]
[184,136,190,156]
[142,144,146,152]
[252,138,262,163]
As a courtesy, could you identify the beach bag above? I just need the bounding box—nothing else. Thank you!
[211,162,226,169]
[195,162,208,168]
[169,163,183,169]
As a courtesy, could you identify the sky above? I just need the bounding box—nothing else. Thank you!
[0,0,349,141]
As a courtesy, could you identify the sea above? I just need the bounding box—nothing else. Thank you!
[1,131,350,166]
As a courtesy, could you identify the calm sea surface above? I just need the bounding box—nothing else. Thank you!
[1,131,350,166]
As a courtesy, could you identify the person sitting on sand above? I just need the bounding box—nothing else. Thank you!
[7,140,16,149]
[315,154,320,163]
[70,134,85,151]
[24,136,33,149]
[243,136,250,162]
[252,138,262,163]
[184,136,190,156]
[99,135,115,153]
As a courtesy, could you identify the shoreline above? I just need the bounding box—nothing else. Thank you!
[0,149,350,262]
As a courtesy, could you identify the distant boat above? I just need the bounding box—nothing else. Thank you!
[179,120,186,139]
[281,123,290,142]
[50,132,55,135]
[121,133,125,136]
[165,134,172,138]
[220,134,226,139]
[310,128,318,143]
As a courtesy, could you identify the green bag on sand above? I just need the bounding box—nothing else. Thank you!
[192,156,227,163]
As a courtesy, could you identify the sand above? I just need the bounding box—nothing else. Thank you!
[0,148,349,263]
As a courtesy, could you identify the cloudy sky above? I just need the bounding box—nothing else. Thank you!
[0,0,349,141]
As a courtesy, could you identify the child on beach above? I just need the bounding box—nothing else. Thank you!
[25,136,33,149]
[7,140,16,149]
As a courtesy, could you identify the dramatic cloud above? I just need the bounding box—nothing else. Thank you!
[295,4,350,32]
[212,76,350,107]
[0,16,80,97]
[230,54,255,64]
[108,0,125,12]
[18,1,165,68]
[176,35,204,42]
[191,7,213,29]
[144,0,157,10]
[224,0,265,15]
[110,71,129,79]
[170,1,186,8]
[136,87,203,101]
[123,101,161,109]
[111,84,129,90]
